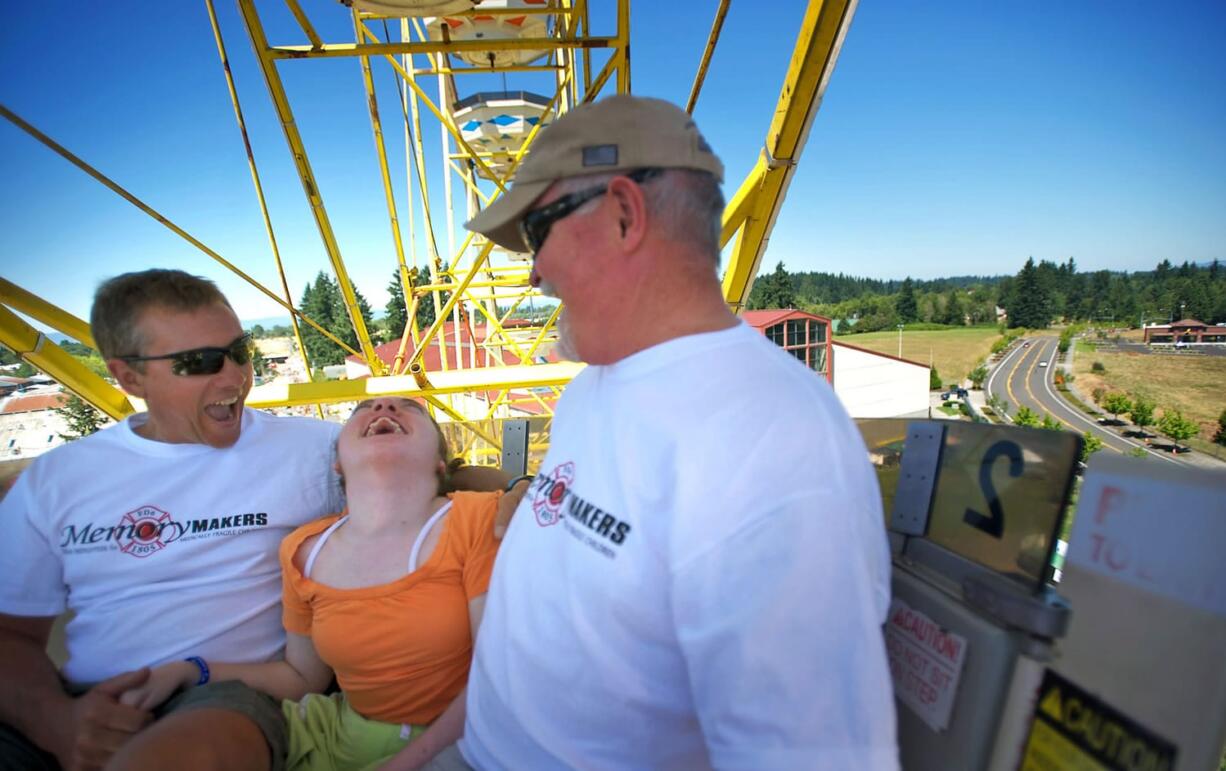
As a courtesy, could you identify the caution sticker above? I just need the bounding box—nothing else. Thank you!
[1020,669,1177,771]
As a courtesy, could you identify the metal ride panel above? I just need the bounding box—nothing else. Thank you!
[886,421,1080,771]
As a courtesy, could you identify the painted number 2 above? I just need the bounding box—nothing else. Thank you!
[962,440,1023,538]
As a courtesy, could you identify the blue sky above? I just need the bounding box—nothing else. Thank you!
[2,1,1224,325]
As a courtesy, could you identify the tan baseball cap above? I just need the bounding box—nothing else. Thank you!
[464,95,724,253]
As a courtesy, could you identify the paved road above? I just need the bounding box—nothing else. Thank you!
[984,335,1195,468]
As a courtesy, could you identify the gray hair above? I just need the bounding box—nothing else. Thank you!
[91,269,232,360]
[552,168,724,261]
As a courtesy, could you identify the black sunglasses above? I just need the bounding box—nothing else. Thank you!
[119,334,255,376]
[518,167,662,254]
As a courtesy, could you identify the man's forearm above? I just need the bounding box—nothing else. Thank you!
[0,629,73,752]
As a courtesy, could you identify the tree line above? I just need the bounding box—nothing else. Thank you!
[270,270,451,368]
[748,258,1226,334]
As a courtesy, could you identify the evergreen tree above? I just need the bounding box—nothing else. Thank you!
[299,272,369,367]
[299,276,334,366]
[749,262,796,310]
[1009,258,1051,329]
[1213,409,1226,447]
[385,270,408,341]
[413,264,452,329]
[940,289,964,325]
[895,278,918,323]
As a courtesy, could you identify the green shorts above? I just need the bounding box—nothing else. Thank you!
[282,692,426,771]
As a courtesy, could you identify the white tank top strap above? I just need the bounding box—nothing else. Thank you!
[303,516,349,579]
[408,500,454,573]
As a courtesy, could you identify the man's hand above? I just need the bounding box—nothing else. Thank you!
[119,660,195,711]
[53,668,154,771]
[496,478,532,539]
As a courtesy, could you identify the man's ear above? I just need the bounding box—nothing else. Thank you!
[606,175,649,254]
[107,359,146,399]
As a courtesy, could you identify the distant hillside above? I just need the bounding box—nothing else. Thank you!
[748,258,1226,334]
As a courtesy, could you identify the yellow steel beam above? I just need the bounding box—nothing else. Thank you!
[0,306,134,421]
[206,0,323,419]
[237,0,385,374]
[616,0,630,93]
[579,0,593,95]
[720,0,857,312]
[418,64,563,75]
[686,0,730,114]
[0,103,362,360]
[268,37,617,60]
[0,278,96,349]
[355,13,412,287]
[359,5,566,18]
[357,23,507,191]
[246,361,584,408]
[283,0,323,49]
[719,153,767,249]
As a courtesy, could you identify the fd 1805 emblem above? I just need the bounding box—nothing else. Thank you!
[533,462,574,527]
[118,506,173,558]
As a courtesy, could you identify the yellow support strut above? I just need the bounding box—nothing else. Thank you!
[720,0,857,312]
[0,306,134,421]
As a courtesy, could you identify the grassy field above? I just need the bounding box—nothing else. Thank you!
[836,326,1003,385]
[1073,343,1226,441]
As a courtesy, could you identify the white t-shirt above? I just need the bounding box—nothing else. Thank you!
[0,408,342,684]
[462,322,898,770]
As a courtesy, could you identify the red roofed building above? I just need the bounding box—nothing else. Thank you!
[1143,319,1226,345]
[0,390,73,459]
[742,310,833,383]
[2,393,70,414]
[742,309,930,418]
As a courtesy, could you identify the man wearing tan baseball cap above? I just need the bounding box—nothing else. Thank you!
[453,95,898,770]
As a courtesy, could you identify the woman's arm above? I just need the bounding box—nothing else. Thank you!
[379,595,487,771]
[120,632,333,710]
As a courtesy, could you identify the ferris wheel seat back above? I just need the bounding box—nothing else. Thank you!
[454,91,552,180]
[345,0,479,18]
[426,0,554,67]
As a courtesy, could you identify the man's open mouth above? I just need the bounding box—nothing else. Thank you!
[204,396,239,421]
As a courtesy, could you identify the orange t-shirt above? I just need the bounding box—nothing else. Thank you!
[279,491,501,725]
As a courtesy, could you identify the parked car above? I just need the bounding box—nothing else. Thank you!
[940,387,969,401]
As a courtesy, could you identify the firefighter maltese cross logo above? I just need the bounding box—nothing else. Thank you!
[533,462,574,528]
[118,506,173,558]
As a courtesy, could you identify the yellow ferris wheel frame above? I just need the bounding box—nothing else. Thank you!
[0,0,857,461]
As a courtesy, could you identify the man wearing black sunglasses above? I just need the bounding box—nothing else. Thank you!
[0,270,344,770]
[453,96,898,770]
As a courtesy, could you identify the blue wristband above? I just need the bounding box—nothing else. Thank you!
[185,656,210,686]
